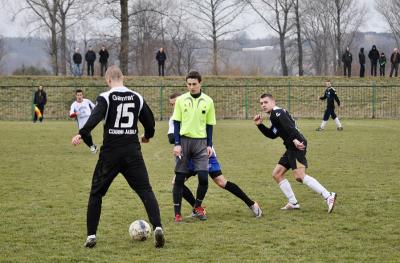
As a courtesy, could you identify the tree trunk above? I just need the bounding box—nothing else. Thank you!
[295,0,303,76]
[60,15,67,75]
[120,0,129,75]
[279,34,288,76]
[212,8,218,75]
[50,2,58,76]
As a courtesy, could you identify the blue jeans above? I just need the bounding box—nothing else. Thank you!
[73,64,82,76]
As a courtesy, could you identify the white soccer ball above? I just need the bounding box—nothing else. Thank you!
[129,220,151,241]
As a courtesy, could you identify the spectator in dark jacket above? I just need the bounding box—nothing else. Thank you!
[33,85,47,123]
[389,48,400,77]
[156,48,167,76]
[341,47,352,77]
[379,52,386,76]
[99,46,109,77]
[85,47,96,76]
[359,47,365,77]
[72,48,82,77]
[368,45,380,76]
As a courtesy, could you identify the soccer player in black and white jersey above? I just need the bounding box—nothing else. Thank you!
[69,89,97,153]
[71,65,165,248]
[254,93,337,213]
[316,80,343,131]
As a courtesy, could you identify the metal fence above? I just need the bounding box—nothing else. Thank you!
[0,83,399,121]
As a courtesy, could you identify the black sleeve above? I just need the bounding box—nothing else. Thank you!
[206,124,213,146]
[79,96,107,140]
[274,112,302,142]
[333,91,340,106]
[167,133,174,144]
[257,124,278,139]
[43,92,47,105]
[139,101,155,139]
[320,92,327,100]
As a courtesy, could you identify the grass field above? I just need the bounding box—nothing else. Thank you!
[0,119,399,262]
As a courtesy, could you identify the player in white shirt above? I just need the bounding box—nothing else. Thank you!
[70,89,97,153]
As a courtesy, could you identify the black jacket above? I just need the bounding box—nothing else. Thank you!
[342,51,352,65]
[99,49,109,64]
[379,55,386,66]
[368,46,380,62]
[73,53,82,64]
[85,50,96,63]
[34,90,47,106]
[359,49,365,64]
[156,51,166,64]
[320,87,340,109]
[390,52,400,64]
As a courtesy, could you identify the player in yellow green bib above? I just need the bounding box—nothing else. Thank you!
[171,71,216,222]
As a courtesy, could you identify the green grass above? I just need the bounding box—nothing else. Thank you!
[0,120,399,262]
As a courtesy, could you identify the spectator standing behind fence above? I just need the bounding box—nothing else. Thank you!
[359,48,365,77]
[156,48,166,76]
[85,47,96,76]
[379,52,387,76]
[342,47,352,77]
[389,48,400,77]
[33,85,47,123]
[368,45,380,76]
[72,48,82,77]
[99,46,109,77]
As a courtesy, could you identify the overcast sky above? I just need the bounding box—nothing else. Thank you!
[0,0,387,39]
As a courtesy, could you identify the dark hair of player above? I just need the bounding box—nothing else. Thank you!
[186,71,202,83]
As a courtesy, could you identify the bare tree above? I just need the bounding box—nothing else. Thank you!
[245,0,295,76]
[327,0,365,74]
[185,0,246,75]
[376,0,400,47]
[302,0,332,75]
[24,0,60,75]
[293,0,303,75]
[0,35,6,74]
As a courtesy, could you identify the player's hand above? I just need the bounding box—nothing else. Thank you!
[141,135,149,143]
[71,134,82,146]
[173,145,182,158]
[253,114,263,125]
[293,139,305,150]
[207,146,213,157]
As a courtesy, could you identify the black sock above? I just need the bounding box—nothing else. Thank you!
[172,173,186,215]
[194,170,208,208]
[87,194,102,236]
[224,181,255,207]
[182,184,196,207]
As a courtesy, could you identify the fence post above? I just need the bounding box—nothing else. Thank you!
[372,81,376,119]
[31,80,35,121]
[245,86,249,120]
[287,80,291,112]
[159,81,164,121]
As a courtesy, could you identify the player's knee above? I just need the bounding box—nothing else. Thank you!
[295,177,303,183]
[214,177,226,188]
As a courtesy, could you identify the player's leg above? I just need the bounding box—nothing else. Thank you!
[171,174,196,208]
[85,157,120,247]
[290,150,337,213]
[331,110,343,130]
[121,151,165,248]
[317,109,330,131]
[212,174,262,217]
[275,153,299,209]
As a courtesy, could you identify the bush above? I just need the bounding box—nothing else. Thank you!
[13,65,50,76]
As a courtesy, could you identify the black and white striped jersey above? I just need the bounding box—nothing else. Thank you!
[79,86,155,149]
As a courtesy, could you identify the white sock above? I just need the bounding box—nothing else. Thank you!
[334,117,342,128]
[303,175,330,199]
[88,234,96,239]
[279,179,298,204]
[320,121,327,129]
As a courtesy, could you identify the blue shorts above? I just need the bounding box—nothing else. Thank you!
[188,154,222,179]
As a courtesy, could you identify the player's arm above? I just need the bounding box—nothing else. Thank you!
[69,104,77,118]
[333,91,341,106]
[254,114,278,139]
[274,112,302,143]
[78,96,107,141]
[138,101,155,141]
[205,101,216,156]
[319,91,326,100]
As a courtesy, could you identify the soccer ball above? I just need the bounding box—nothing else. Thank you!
[129,220,151,241]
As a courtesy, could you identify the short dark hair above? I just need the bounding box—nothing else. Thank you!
[76,89,83,94]
[186,71,202,83]
[169,92,181,99]
[260,93,274,100]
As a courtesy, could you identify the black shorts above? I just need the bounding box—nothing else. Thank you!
[323,107,337,121]
[278,149,308,170]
